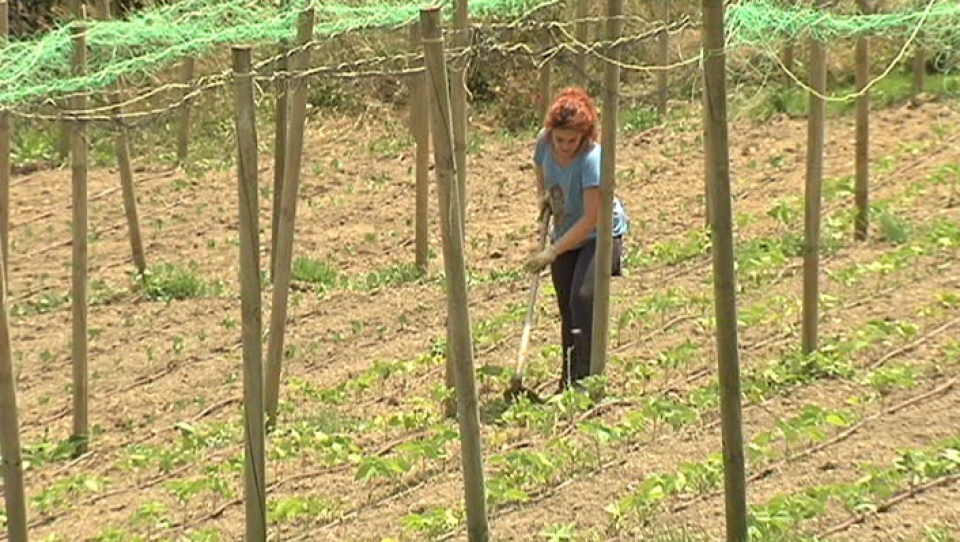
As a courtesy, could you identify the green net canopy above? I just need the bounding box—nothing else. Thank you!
[0,0,539,107]
[1,0,959,109]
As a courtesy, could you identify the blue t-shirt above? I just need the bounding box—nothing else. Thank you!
[533,130,629,243]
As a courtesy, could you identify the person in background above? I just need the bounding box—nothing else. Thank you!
[525,87,630,390]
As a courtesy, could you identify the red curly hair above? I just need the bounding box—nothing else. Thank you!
[544,87,598,143]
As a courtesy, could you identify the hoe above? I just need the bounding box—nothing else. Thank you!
[504,207,552,403]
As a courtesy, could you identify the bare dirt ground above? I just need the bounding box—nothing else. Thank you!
[2,92,959,542]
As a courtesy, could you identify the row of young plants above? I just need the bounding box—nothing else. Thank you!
[495,429,960,542]
[67,276,946,540]
[146,103,957,542]
[614,208,960,397]
[77,278,958,540]
[392,282,960,540]
[747,434,960,541]
[9,214,954,540]
[603,358,955,536]
[393,292,959,540]
[11,147,900,405]
[10,267,957,530]
[152,214,960,537]
[480,178,958,408]
[8,146,955,540]
[615,169,957,351]
[4,293,529,534]
[13,144,942,450]
[622,134,957,285]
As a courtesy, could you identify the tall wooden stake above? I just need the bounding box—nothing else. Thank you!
[854,0,871,241]
[0,246,27,542]
[264,9,315,427]
[912,32,925,98]
[538,59,552,123]
[60,1,83,164]
[409,23,430,274]
[656,0,670,117]
[575,0,590,85]
[802,1,828,355]
[232,45,267,542]
[0,25,23,539]
[71,22,90,455]
[702,0,714,230]
[589,0,623,378]
[95,0,145,274]
[271,39,289,280]
[452,0,468,235]
[781,0,795,80]
[441,0,470,418]
[0,0,10,286]
[421,8,488,540]
[176,57,195,166]
[702,1,748,540]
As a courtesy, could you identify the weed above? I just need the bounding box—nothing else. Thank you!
[539,523,579,541]
[621,105,660,134]
[354,262,424,290]
[11,292,70,317]
[402,506,461,540]
[292,256,342,291]
[876,207,913,245]
[268,496,341,524]
[924,523,958,542]
[135,263,210,302]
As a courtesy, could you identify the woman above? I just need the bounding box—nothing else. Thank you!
[525,87,629,390]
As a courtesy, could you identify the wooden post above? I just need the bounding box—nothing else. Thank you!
[271,39,289,280]
[232,45,267,542]
[702,0,714,229]
[0,13,26,512]
[912,32,925,98]
[0,243,28,542]
[59,1,83,165]
[421,8,488,540]
[702,1,748,540]
[71,22,89,456]
[854,0,870,241]
[589,0,623,378]
[410,23,430,273]
[442,0,469,418]
[538,59,552,123]
[575,0,590,85]
[781,0,795,79]
[95,0,146,274]
[0,0,10,286]
[264,9,314,427]
[802,0,828,355]
[176,57,196,166]
[452,0,468,235]
[656,0,669,117]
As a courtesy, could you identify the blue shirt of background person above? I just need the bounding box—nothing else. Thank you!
[533,129,629,244]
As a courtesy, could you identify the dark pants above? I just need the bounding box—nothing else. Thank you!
[550,236,622,389]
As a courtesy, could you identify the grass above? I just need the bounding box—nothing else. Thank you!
[135,262,212,302]
[292,256,425,293]
[621,104,661,134]
[292,256,342,291]
[737,70,960,121]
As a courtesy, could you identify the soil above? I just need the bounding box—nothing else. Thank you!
[2,93,959,542]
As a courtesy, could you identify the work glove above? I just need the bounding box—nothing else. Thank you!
[525,245,558,272]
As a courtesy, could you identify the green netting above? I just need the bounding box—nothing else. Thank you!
[2,0,960,109]
[727,0,960,47]
[0,0,540,107]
